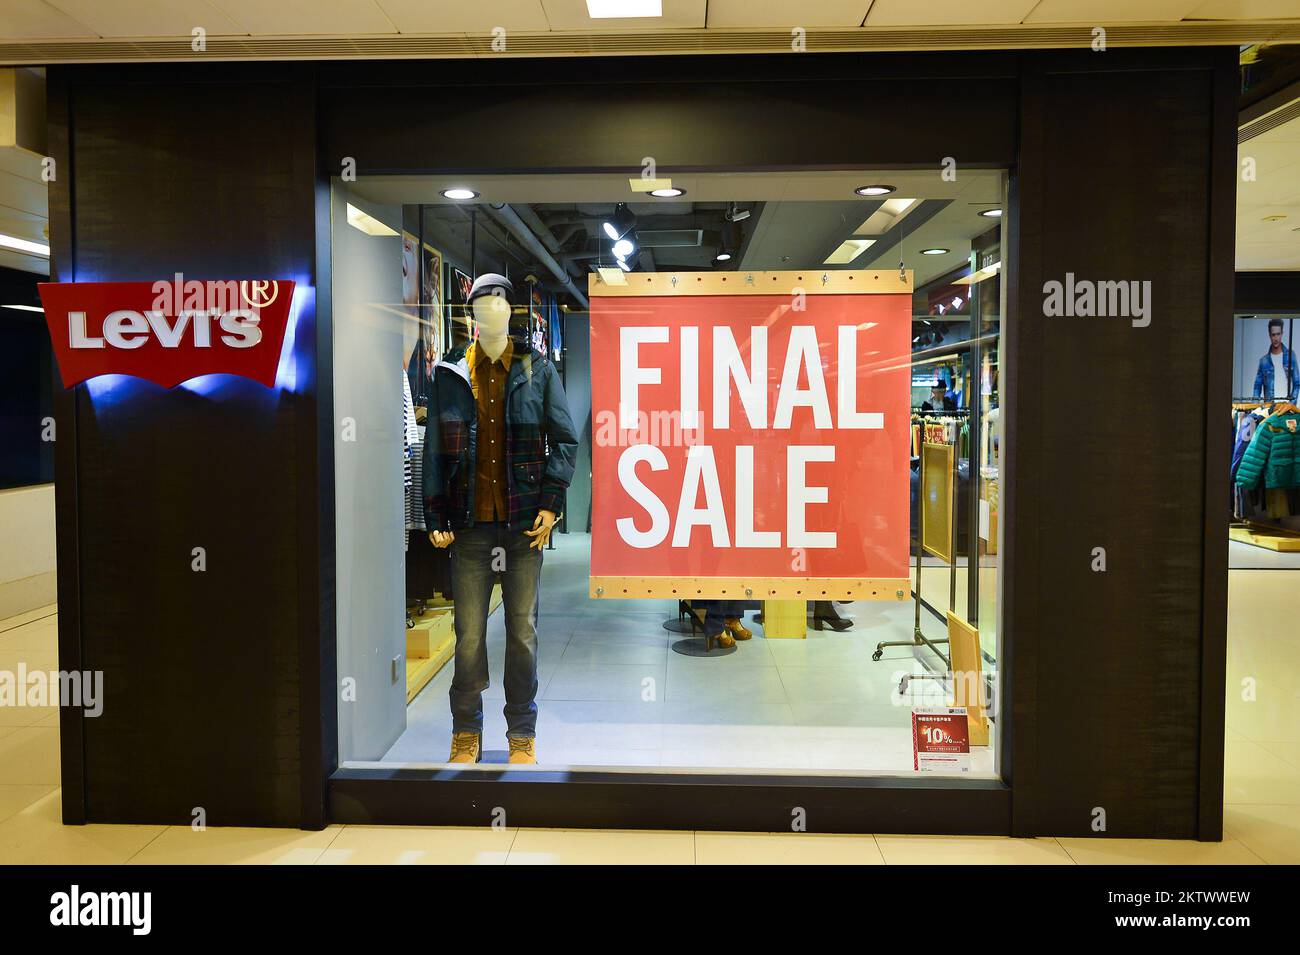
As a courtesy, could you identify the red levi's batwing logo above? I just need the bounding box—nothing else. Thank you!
[38,278,296,388]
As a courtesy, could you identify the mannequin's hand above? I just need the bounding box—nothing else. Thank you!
[525,510,557,550]
[429,530,455,548]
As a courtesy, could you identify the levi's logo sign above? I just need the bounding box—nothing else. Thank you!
[38,277,296,388]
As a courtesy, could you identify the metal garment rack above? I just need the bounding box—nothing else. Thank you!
[872,410,969,690]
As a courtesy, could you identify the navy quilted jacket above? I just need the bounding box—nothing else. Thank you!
[422,342,578,532]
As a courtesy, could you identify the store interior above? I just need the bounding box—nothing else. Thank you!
[330,169,1006,776]
[1230,312,1300,569]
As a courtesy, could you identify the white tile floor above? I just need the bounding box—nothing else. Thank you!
[0,539,1294,864]
[380,533,991,775]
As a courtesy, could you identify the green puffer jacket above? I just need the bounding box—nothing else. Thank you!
[1235,409,1300,490]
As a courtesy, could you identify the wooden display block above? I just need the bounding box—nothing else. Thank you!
[404,586,502,704]
[1230,524,1300,552]
[762,600,806,639]
[946,611,989,747]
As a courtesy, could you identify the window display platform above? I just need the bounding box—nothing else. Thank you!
[1229,537,1300,569]
[381,533,993,776]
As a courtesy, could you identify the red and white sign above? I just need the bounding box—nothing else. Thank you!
[38,278,296,388]
[589,292,910,583]
[912,707,972,772]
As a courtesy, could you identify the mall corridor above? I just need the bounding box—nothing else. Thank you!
[0,558,1293,865]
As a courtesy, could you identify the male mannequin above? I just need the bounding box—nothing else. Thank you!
[423,273,578,765]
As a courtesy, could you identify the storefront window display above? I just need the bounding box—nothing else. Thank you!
[1231,313,1300,546]
[331,169,1008,779]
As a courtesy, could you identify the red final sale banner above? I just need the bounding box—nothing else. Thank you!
[589,278,911,589]
[38,278,296,389]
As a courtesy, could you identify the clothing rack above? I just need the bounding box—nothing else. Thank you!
[874,409,958,683]
[1230,397,1300,537]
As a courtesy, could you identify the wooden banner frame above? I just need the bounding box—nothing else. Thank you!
[921,441,955,563]
[588,268,913,601]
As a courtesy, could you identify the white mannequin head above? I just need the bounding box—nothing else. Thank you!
[472,293,511,360]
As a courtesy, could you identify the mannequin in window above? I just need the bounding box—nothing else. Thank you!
[423,273,578,765]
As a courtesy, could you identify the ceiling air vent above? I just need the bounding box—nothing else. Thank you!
[638,230,703,249]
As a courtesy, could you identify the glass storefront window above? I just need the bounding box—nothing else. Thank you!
[331,169,1008,779]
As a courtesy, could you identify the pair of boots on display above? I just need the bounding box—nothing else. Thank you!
[448,733,536,765]
[711,617,752,649]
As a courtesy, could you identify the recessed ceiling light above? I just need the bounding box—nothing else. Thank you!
[587,0,662,17]
[920,248,949,255]
[0,233,50,257]
[979,208,1003,217]
[855,185,896,197]
[715,252,732,262]
[649,187,686,198]
[440,187,479,200]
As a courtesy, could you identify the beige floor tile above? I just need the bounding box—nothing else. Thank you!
[1057,836,1265,865]
[128,824,343,865]
[0,619,59,652]
[1256,739,1300,769]
[0,783,55,825]
[507,827,695,865]
[0,702,58,727]
[0,647,59,673]
[0,649,61,727]
[1224,804,1300,864]
[695,830,884,864]
[0,790,164,864]
[0,726,60,785]
[317,825,515,864]
[0,606,57,633]
[875,834,1074,865]
[1224,734,1300,805]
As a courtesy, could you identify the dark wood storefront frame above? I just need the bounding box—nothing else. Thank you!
[45,46,1235,839]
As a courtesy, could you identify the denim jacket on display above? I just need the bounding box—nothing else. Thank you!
[422,340,579,532]
[1252,347,1299,402]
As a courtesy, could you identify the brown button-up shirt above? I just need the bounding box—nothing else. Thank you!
[468,337,512,522]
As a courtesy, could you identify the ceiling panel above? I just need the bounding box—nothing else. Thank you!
[1024,0,1202,22]
[0,0,97,38]
[866,0,1038,26]
[1187,0,1300,17]
[541,0,706,31]
[376,0,550,32]
[707,0,870,28]
[46,0,243,37]
[210,0,397,35]
[1237,116,1300,269]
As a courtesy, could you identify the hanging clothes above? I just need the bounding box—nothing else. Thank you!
[403,375,419,550]
[548,295,563,359]
[408,424,427,533]
[1235,404,1300,491]
[1231,409,1261,482]
[407,337,433,408]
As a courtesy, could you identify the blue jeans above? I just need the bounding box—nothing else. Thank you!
[697,600,750,636]
[448,522,543,738]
